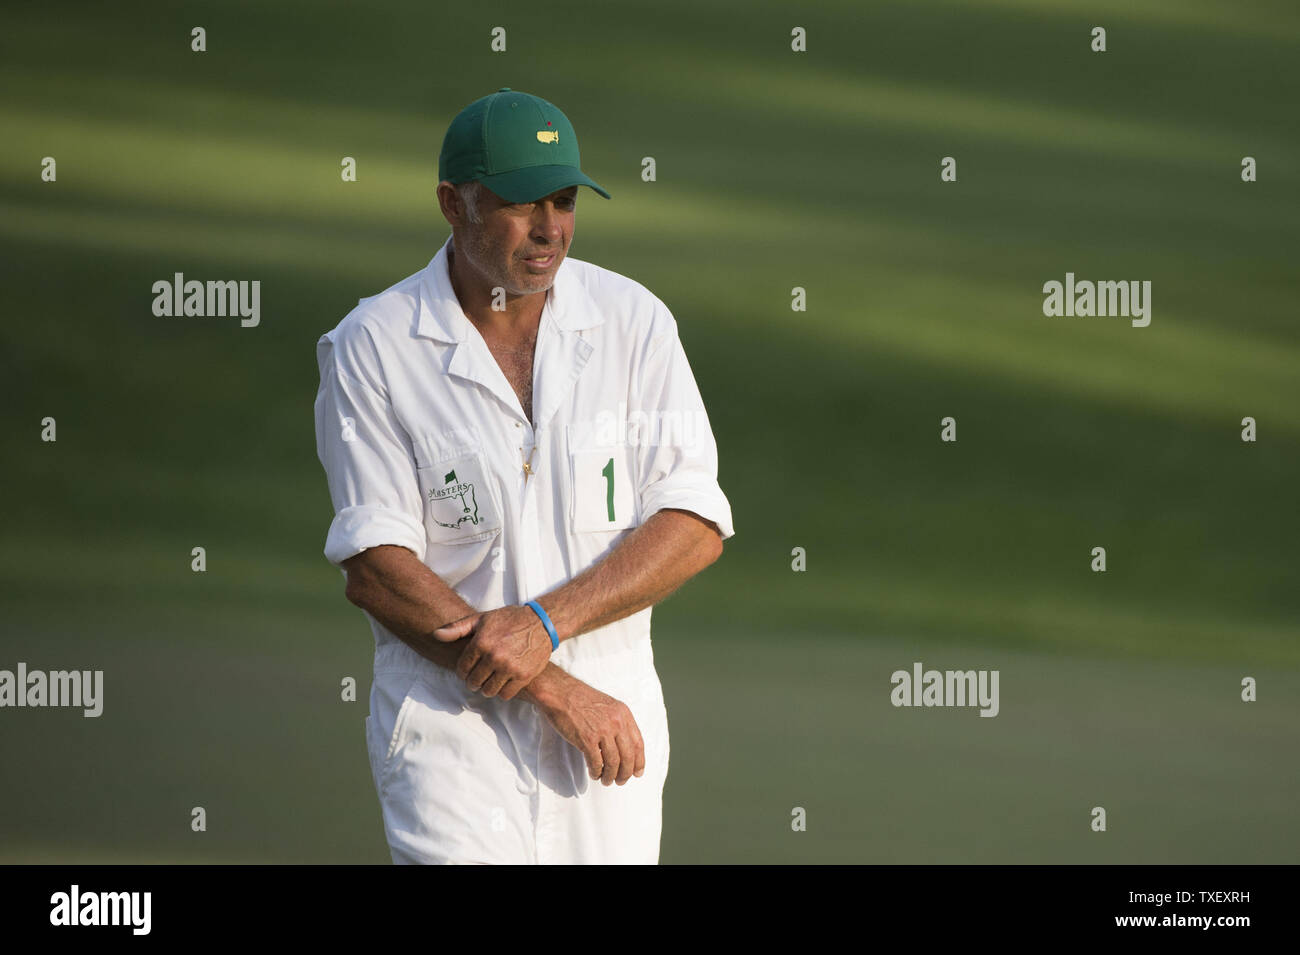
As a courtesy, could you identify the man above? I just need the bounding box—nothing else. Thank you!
[313,88,734,864]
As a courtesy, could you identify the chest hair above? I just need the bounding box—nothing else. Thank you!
[486,336,537,423]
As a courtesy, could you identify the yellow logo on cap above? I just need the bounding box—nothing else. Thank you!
[536,130,559,144]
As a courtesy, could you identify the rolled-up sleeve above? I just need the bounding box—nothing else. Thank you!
[634,304,735,541]
[313,330,426,565]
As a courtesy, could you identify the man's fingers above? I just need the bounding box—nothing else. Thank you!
[455,644,479,680]
[633,732,646,778]
[465,658,494,692]
[614,732,636,785]
[627,713,646,778]
[585,741,603,781]
[480,670,509,698]
[433,615,477,643]
[598,738,619,786]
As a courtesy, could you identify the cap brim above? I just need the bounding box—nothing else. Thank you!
[477,164,611,202]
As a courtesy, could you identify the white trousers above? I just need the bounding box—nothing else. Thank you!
[364,640,670,864]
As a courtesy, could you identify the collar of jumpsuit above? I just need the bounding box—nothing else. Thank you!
[417,234,604,433]
[314,232,735,863]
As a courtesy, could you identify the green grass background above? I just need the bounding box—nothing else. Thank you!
[1,0,1296,862]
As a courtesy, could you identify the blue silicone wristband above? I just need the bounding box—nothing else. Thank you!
[525,600,559,652]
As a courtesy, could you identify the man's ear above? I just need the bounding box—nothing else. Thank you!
[436,181,463,225]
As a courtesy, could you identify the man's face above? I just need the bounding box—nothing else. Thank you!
[454,185,578,297]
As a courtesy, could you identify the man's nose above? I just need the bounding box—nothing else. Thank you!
[531,202,565,242]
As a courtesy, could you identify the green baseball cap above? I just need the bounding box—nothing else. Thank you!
[439,88,611,203]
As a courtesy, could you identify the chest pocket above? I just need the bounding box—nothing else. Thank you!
[413,427,503,546]
[566,422,638,533]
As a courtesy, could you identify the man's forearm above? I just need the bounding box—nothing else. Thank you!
[533,508,723,646]
[340,544,571,708]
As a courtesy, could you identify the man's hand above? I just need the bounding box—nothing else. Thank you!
[341,546,644,779]
[433,605,553,700]
[529,668,646,786]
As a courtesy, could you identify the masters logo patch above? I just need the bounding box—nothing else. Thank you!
[427,468,481,530]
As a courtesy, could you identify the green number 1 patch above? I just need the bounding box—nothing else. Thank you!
[602,457,615,521]
[571,447,635,532]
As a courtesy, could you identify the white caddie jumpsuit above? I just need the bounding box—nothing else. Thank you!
[313,235,735,864]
